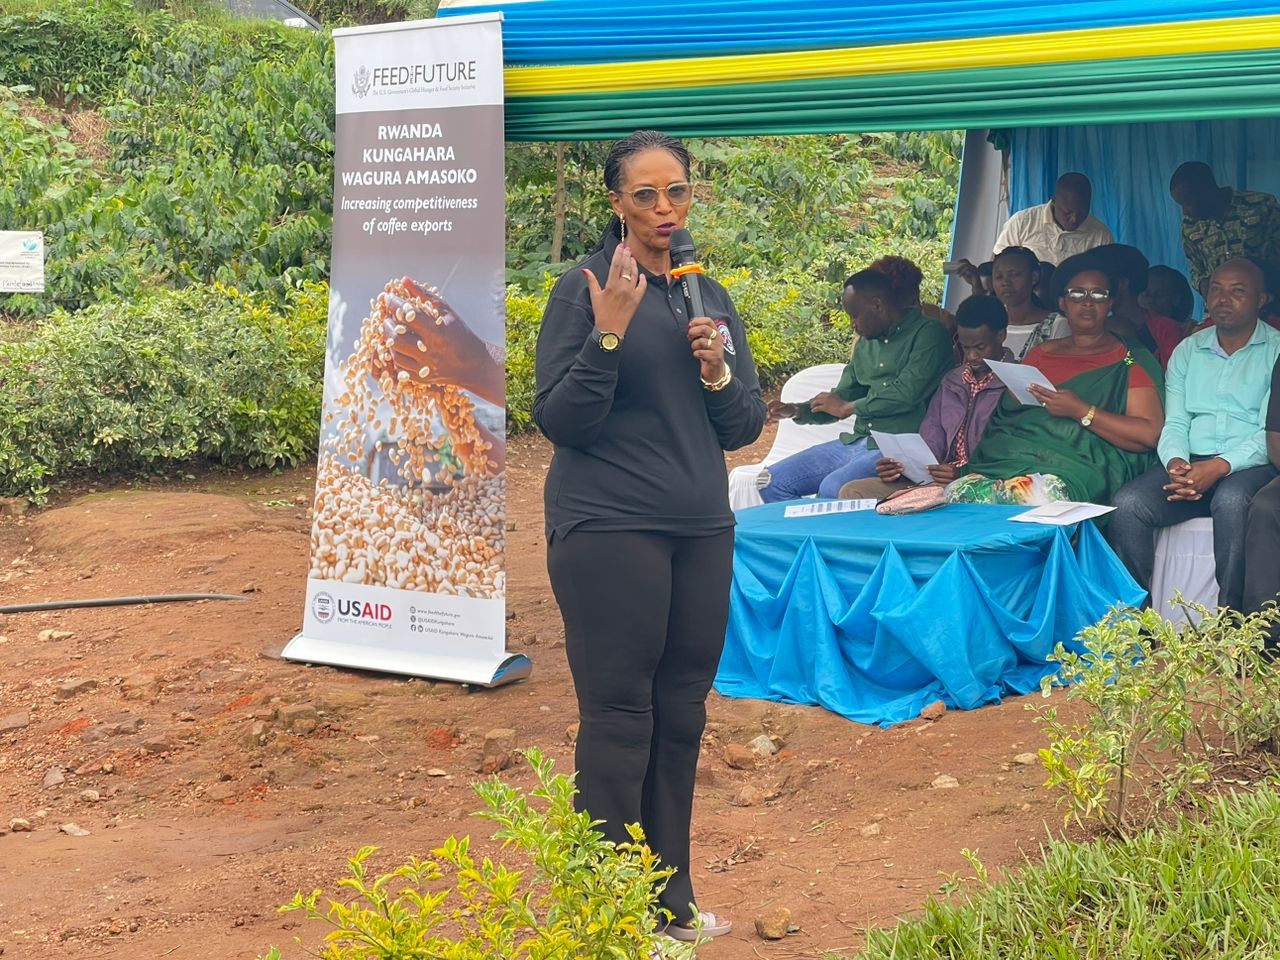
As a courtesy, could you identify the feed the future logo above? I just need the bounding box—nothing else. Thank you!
[352,65,372,98]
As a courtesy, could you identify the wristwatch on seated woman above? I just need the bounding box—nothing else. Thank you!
[1080,404,1098,428]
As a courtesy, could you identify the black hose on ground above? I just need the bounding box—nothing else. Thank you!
[0,594,251,614]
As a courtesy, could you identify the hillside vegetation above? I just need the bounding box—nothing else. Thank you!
[0,0,960,497]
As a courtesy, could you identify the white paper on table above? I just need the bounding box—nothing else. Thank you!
[870,430,937,484]
[985,359,1056,406]
[783,499,878,518]
[1009,501,1116,526]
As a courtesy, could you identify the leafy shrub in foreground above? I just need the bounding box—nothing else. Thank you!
[848,788,1280,960]
[260,749,696,960]
[1035,601,1280,834]
[504,279,550,433]
[0,281,327,500]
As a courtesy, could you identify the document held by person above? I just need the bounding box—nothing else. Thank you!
[870,430,937,484]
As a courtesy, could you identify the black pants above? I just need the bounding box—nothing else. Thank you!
[1244,476,1280,647]
[1110,462,1278,611]
[547,528,734,924]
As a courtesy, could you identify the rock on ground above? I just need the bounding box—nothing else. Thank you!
[754,906,792,940]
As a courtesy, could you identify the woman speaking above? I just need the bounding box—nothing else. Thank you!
[534,130,766,940]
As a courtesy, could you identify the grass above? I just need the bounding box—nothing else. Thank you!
[843,786,1280,959]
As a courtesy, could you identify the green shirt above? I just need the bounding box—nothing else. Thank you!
[794,308,954,445]
[1181,188,1280,293]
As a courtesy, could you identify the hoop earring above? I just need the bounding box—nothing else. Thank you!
[620,216,627,245]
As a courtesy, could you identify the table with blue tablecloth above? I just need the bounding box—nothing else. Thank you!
[714,502,1144,727]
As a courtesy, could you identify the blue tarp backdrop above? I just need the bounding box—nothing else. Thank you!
[1008,119,1280,293]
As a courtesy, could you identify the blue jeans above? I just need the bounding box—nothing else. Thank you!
[759,437,880,502]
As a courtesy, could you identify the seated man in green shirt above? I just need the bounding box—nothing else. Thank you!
[760,268,954,502]
[1169,161,1280,298]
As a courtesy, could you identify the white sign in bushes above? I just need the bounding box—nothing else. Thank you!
[0,232,44,293]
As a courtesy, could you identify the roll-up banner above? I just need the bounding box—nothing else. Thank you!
[286,12,529,687]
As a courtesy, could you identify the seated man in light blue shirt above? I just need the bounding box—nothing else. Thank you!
[1111,258,1280,612]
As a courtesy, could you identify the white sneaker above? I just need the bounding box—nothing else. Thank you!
[663,911,733,941]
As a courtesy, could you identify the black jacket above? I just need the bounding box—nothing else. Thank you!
[534,234,766,539]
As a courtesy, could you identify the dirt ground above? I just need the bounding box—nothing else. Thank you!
[0,428,1080,960]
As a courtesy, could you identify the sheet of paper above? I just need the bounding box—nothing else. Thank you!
[870,430,936,484]
[783,499,878,518]
[985,359,1056,406]
[1009,501,1116,526]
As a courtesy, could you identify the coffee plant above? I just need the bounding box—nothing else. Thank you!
[1035,601,1280,834]
[1,0,961,491]
[0,282,327,500]
[259,749,697,960]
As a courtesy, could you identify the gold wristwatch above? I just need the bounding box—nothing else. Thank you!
[1080,404,1098,427]
[594,329,622,353]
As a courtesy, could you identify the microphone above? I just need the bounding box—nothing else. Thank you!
[669,228,707,320]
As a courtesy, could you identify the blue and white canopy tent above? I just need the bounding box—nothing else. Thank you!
[441,0,1280,298]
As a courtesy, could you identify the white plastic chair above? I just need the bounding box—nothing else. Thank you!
[728,362,856,511]
[1151,518,1217,625]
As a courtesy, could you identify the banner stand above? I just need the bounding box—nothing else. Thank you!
[287,12,526,688]
[285,638,531,688]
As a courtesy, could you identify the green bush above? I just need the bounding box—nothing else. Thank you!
[0,0,158,104]
[2,16,333,317]
[1035,602,1280,834]
[260,749,696,960]
[718,267,850,388]
[847,788,1280,960]
[0,87,152,318]
[504,279,552,432]
[293,0,439,27]
[503,133,960,305]
[0,281,327,500]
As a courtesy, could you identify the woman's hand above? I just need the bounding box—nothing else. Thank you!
[875,458,904,483]
[956,259,985,294]
[585,243,646,337]
[688,316,726,385]
[1028,383,1089,420]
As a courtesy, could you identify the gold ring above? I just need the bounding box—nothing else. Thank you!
[621,273,633,281]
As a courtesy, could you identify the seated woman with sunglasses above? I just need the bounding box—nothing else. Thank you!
[946,254,1165,506]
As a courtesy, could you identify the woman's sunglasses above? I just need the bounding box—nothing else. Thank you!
[616,182,694,209]
[1063,287,1112,302]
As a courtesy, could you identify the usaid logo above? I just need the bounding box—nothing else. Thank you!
[312,591,335,623]
[338,598,393,621]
